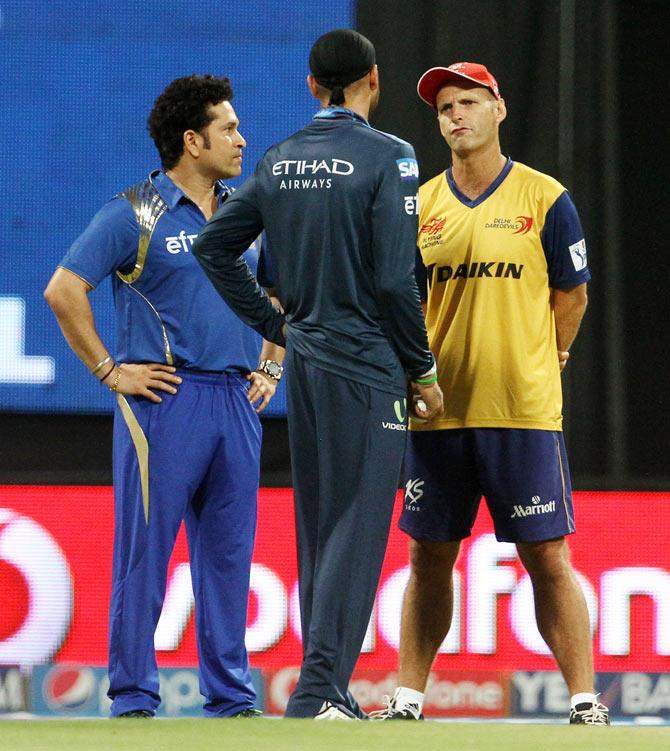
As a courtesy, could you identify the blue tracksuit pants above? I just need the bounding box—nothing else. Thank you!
[283,346,407,718]
[107,370,260,717]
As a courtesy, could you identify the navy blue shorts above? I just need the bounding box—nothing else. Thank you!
[400,428,575,543]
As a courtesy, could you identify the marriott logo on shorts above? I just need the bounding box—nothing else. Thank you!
[510,495,556,519]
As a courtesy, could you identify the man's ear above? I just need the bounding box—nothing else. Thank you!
[369,64,379,92]
[183,129,201,159]
[307,74,320,99]
[495,97,507,125]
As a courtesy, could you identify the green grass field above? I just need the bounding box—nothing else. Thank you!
[0,719,668,751]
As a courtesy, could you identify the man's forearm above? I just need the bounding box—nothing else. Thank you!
[44,268,111,372]
[553,283,588,351]
[192,206,286,347]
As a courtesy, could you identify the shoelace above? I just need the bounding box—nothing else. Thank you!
[368,695,420,720]
[575,699,609,724]
[368,695,395,720]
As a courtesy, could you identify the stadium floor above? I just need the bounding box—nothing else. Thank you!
[0,718,668,751]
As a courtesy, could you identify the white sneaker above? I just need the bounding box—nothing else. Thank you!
[369,694,423,721]
[569,697,610,725]
[314,700,359,721]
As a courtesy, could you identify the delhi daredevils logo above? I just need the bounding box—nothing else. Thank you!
[0,508,73,665]
[512,216,533,235]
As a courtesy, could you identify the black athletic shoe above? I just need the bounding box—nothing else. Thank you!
[116,709,153,718]
[569,699,610,725]
[231,708,263,718]
[369,695,423,721]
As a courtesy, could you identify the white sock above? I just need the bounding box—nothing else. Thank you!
[571,692,597,708]
[392,686,425,713]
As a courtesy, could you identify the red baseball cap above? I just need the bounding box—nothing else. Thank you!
[417,62,501,108]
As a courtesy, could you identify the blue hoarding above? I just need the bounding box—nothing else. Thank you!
[30,664,264,717]
[0,1,353,414]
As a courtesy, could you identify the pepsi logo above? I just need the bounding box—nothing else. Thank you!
[0,508,73,664]
[43,666,97,711]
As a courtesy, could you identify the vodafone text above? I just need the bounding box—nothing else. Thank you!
[157,533,670,658]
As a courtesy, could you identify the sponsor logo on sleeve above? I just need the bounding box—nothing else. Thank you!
[404,195,418,215]
[569,238,588,271]
[396,158,419,180]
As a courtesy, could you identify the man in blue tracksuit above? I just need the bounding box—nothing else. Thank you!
[45,75,285,717]
[193,30,443,719]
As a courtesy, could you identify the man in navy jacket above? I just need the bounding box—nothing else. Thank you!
[193,29,443,719]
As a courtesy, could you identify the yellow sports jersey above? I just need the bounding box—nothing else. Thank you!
[413,159,590,431]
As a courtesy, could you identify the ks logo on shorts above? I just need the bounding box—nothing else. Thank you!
[405,478,424,511]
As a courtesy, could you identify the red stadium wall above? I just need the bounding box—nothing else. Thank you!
[1,487,669,678]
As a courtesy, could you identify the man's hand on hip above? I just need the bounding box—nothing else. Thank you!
[102,363,181,403]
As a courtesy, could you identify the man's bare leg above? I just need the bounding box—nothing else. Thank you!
[516,537,594,694]
[397,539,461,691]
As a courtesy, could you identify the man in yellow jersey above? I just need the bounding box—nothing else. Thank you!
[373,63,608,725]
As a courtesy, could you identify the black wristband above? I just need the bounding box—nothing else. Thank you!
[99,363,116,383]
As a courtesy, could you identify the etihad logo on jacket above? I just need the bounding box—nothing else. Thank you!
[426,261,524,285]
[274,159,354,191]
[485,216,534,234]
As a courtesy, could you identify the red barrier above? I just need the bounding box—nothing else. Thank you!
[1,487,669,675]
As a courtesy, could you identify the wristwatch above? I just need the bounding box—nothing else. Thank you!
[257,359,284,381]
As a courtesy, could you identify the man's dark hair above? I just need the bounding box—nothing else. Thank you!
[309,29,375,106]
[148,74,234,170]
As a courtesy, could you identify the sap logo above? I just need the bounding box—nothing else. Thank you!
[272,159,354,176]
[569,238,587,271]
[396,158,419,180]
[165,230,198,254]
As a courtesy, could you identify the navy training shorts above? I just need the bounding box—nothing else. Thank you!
[400,428,575,543]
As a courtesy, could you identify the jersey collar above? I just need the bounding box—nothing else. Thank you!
[313,107,370,127]
[149,170,232,210]
[446,157,514,208]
